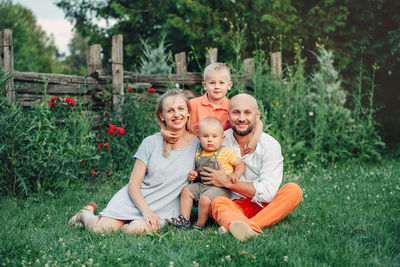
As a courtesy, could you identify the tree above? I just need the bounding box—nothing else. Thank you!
[0,1,68,73]
[56,0,399,144]
[64,30,89,75]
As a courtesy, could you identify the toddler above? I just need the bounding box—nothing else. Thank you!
[167,117,245,230]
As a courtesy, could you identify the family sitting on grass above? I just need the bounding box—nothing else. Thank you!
[68,63,303,242]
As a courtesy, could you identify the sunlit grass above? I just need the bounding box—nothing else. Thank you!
[1,158,399,266]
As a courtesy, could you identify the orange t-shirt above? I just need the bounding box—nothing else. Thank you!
[189,93,230,132]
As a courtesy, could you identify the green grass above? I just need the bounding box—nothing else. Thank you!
[1,158,399,266]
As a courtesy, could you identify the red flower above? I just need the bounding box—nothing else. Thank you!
[48,102,54,107]
[108,125,117,135]
[128,86,133,92]
[147,88,155,94]
[107,170,112,175]
[90,169,96,176]
[117,127,126,135]
[50,97,58,102]
[65,97,75,106]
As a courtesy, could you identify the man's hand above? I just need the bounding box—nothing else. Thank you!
[200,161,232,188]
[188,170,199,181]
[160,129,179,144]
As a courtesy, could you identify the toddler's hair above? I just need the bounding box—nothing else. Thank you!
[198,117,224,135]
[203,62,231,81]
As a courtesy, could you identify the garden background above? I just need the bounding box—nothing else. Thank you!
[1,0,399,266]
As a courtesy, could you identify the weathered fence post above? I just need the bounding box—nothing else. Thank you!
[205,48,218,66]
[271,51,282,76]
[0,29,15,102]
[243,58,255,74]
[86,44,102,75]
[112,34,124,107]
[175,52,187,74]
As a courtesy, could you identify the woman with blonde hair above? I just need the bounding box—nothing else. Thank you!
[69,89,197,234]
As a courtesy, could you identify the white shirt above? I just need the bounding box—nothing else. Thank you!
[223,129,283,205]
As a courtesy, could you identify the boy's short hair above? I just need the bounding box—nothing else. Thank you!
[203,63,231,81]
[198,117,224,135]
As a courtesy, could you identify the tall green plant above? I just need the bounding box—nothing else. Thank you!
[139,36,172,74]
[0,79,97,196]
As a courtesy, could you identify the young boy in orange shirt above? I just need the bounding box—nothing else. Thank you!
[163,62,262,153]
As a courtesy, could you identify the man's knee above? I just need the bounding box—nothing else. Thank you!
[285,182,303,202]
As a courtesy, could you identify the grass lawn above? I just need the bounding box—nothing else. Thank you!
[1,158,399,266]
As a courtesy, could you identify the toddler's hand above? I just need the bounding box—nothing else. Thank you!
[188,170,199,181]
[161,129,178,144]
[228,174,239,184]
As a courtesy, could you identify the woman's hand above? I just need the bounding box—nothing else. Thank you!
[143,211,161,232]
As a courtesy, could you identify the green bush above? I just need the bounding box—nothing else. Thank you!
[0,78,97,196]
[248,45,384,167]
[88,87,160,180]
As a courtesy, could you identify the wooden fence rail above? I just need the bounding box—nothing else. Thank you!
[1,29,282,109]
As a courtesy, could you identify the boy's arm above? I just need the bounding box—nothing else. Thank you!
[160,128,179,144]
[244,119,263,154]
[227,158,245,183]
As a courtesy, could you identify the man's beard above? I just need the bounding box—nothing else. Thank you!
[232,123,255,136]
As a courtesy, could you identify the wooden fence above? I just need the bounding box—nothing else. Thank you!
[1,29,282,110]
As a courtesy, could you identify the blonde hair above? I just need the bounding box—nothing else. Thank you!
[156,89,194,156]
[203,62,231,81]
[198,117,224,135]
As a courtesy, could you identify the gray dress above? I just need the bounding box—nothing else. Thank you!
[99,133,197,224]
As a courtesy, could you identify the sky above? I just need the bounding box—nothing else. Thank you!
[13,0,74,56]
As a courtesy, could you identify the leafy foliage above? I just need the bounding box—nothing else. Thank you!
[248,46,384,167]
[0,74,97,196]
[55,0,400,145]
[139,36,172,74]
[0,1,68,73]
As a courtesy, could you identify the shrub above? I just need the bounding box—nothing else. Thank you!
[89,87,160,179]
[247,45,384,167]
[0,75,97,196]
[139,36,172,74]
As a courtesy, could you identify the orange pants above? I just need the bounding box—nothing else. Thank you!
[211,183,303,233]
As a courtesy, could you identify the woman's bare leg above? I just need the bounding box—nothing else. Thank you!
[121,220,154,235]
[79,206,125,233]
